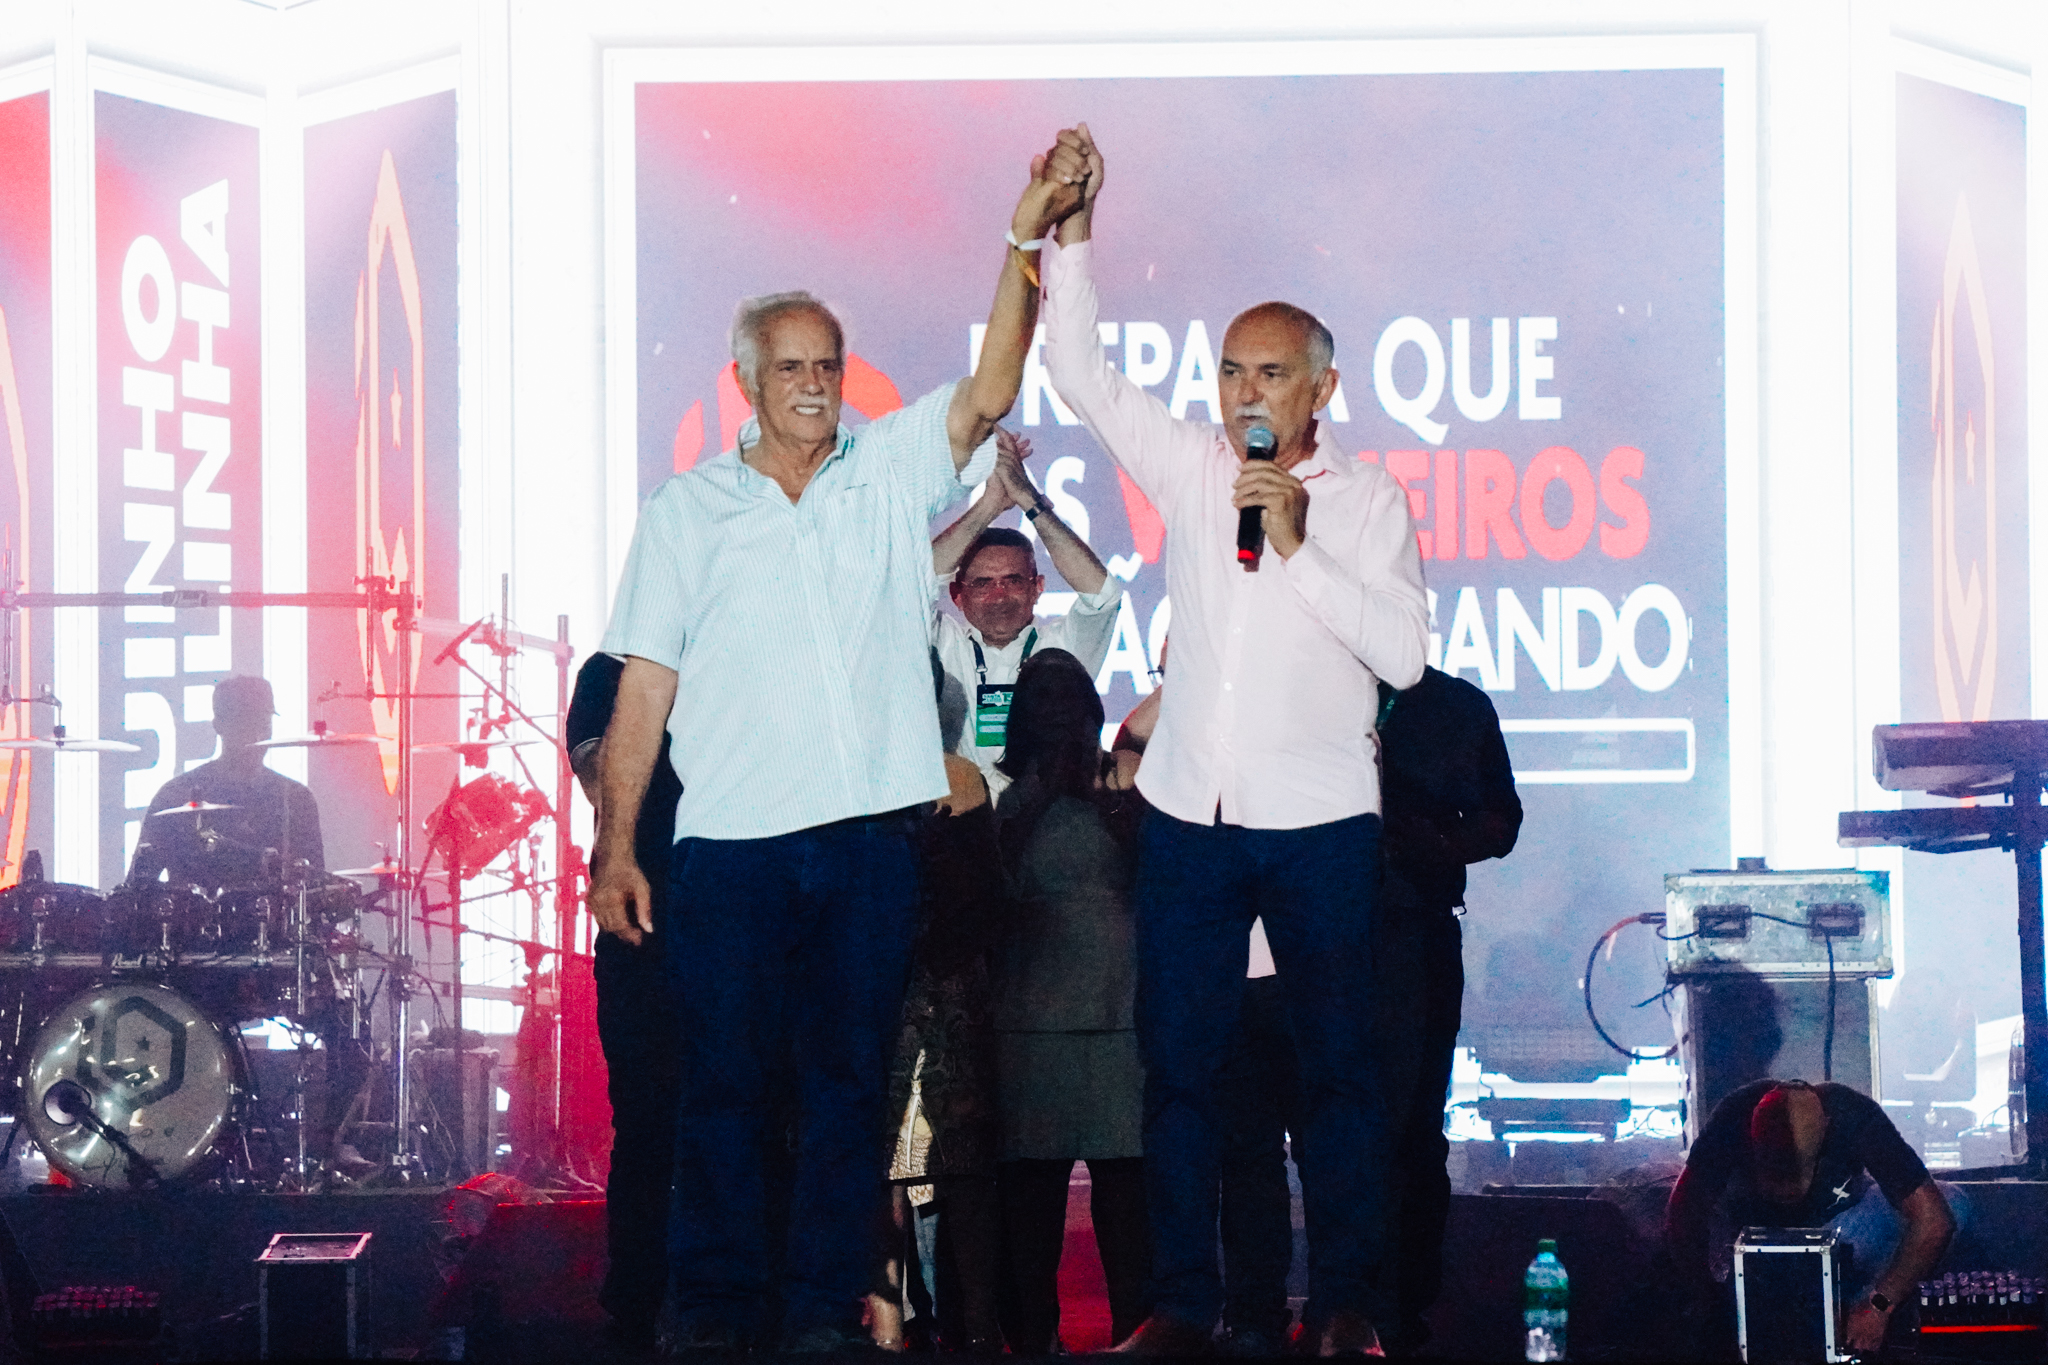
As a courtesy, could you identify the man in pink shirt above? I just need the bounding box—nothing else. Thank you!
[1043,126,1428,1356]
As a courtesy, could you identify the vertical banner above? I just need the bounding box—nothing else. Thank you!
[97,92,262,888]
[302,92,459,885]
[632,68,1729,1055]
[1893,74,2029,1092]
[0,89,52,886]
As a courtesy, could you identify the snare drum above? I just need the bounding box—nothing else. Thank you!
[18,979,244,1187]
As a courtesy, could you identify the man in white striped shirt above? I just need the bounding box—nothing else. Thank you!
[588,137,1090,1353]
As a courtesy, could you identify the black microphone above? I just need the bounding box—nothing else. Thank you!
[434,617,484,667]
[1237,424,1277,568]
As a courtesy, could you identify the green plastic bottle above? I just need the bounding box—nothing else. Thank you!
[1524,1238,1569,1361]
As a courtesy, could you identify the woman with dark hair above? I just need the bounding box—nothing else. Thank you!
[988,649,1152,1352]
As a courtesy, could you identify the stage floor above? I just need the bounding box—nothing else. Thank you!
[0,1174,2038,1359]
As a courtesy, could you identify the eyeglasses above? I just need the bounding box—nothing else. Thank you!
[962,574,1033,594]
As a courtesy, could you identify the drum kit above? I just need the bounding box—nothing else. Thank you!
[0,839,370,1190]
[0,572,583,1194]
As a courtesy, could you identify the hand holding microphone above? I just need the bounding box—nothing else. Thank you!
[1232,424,1311,569]
[1235,425,1278,569]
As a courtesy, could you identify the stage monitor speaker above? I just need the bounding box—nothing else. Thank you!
[1674,974,1878,1146]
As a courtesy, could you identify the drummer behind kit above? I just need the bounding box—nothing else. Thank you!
[0,675,381,1189]
[127,676,325,888]
[0,645,578,1190]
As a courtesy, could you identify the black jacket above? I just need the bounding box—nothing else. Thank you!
[1376,665,1522,910]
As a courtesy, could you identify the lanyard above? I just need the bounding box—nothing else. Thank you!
[969,628,1037,686]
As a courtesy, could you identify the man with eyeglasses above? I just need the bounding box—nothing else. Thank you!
[930,429,1117,798]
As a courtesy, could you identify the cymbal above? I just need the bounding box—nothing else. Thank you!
[412,739,536,753]
[150,800,240,816]
[335,862,450,881]
[255,732,381,749]
[0,736,143,753]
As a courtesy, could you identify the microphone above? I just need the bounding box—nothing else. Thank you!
[434,617,484,667]
[1237,424,1277,568]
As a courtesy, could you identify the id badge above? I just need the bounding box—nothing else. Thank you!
[974,683,1015,747]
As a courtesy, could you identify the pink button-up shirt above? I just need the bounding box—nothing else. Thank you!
[1044,239,1429,830]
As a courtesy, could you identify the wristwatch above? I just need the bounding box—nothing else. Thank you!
[1868,1292,1893,1313]
[1024,502,1043,521]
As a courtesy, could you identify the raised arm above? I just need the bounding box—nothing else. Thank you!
[997,438,1108,595]
[932,449,1018,578]
[1039,129,1192,508]
[946,140,1090,469]
[588,656,678,946]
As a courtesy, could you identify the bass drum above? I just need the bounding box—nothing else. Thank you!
[19,980,240,1188]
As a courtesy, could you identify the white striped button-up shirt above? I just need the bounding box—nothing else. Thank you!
[601,380,995,841]
[1044,240,1429,830]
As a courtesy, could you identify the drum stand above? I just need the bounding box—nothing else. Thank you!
[276,868,320,1191]
[0,571,579,1188]
[384,585,427,1185]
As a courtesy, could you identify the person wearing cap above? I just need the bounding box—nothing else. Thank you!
[1666,1077,1960,1353]
[128,674,325,890]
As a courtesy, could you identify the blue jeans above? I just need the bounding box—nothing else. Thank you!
[1135,809,1389,1329]
[1828,1179,1972,1300]
[664,813,922,1340]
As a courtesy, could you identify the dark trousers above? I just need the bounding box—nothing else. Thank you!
[664,815,921,1340]
[903,1175,1003,1347]
[1217,973,1300,1339]
[999,1157,1152,1351]
[594,925,683,1333]
[1376,890,1464,1339]
[1134,810,1388,1328]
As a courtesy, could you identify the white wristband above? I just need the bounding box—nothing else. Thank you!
[1005,229,1046,252]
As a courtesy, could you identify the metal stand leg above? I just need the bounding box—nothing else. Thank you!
[2012,766,2048,1172]
[392,588,425,1183]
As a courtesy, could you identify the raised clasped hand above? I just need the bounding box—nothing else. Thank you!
[1051,124,1103,213]
[992,431,1038,506]
[1230,461,1311,559]
[1017,131,1091,243]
